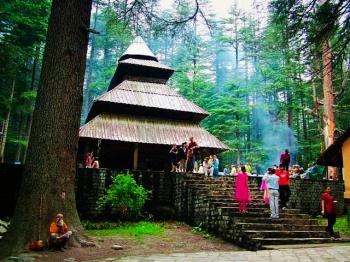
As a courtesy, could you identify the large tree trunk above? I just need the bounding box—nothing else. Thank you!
[0,0,92,255]
[322,38,335,148]
[322,38,336,179]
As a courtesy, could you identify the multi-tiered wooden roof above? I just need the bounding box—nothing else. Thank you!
[79,37,228,169]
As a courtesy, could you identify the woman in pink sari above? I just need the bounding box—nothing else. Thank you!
[234,166,251,213]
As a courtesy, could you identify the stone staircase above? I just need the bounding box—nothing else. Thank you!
[175,173,349,250]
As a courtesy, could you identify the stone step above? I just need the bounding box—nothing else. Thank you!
[252,237,345,245]
[211,202,270,208]
[208,197,266,203]
[220,207,271,213]
[233,217,319,225]
[235,223,326,231]
[220,209,310,219]
[217,207,301,215]
[208,194,263,198]
[190,185,260,191]
[212,203,300,214]
[187,181,258,187]
[216,205,301,215]
[244,230,331,238]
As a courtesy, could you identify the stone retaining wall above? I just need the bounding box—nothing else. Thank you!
[75,168,175,219]
[289,179,345,215]
[172,174,262,250]
[0,165,345,220]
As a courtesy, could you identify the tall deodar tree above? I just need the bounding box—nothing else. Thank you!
[0,0,92,255]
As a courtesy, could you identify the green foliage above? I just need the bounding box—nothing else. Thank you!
[318,216,350,237]
[98,174,148,218]
[0,0,49,162]
[86,221,164,238]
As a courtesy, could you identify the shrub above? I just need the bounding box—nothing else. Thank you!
[98,174,148,218]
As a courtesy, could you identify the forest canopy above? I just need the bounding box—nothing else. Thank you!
[0,0,349,168]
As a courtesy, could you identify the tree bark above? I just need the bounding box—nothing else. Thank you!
[322,38,336,179]
[322,38,335,148]
[0,0,92,255]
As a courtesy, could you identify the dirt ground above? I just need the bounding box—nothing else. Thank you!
[29,222,242,262]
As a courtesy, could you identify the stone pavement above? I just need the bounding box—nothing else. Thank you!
[93,244,350,262]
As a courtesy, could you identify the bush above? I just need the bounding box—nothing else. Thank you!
[98,174,148,218]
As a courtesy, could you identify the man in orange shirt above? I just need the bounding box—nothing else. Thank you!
[276,165,290,209]
[49,213,72,251]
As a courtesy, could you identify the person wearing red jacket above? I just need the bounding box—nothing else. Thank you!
[280,149,291,171]
[321,186,337,238]
[276,165,290,209]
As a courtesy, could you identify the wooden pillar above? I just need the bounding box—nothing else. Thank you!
[133,143,139,170]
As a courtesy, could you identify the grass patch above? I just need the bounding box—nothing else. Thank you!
[86,221,164,238]
[191,223,216,240]
[318,216,350,236]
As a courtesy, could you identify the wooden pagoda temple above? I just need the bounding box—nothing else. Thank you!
[79,36,228,171]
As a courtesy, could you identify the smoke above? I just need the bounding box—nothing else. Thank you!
[254,99,298,172]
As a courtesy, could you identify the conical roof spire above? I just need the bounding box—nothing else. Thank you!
[120,36,157,61]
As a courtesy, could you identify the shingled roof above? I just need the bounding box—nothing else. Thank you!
[81,36,229,151]
[80,114,229,150]
[119,36,157,61]
[94,80,208,117]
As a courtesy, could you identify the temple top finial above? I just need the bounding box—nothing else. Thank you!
[120,36,157,61]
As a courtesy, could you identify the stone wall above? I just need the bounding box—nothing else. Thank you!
[172,174,262,250]
[289,179,345,216]
[0,164,346,221]
[75,168,175,219]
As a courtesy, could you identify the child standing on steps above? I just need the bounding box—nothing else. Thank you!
[234,166,251,213]
[260,170,270,205]
[321,186,337,238]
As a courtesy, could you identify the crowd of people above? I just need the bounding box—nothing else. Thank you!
[169,137,221,175]
[234,163,337,239]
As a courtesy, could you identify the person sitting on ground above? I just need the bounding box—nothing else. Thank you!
[291,164,301,179]
[49,213,72,251]
[223,165,230,176]
[245,162,252,175]
[230,164,237,176]
[302,162,323,180]
[202,157,210,176]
